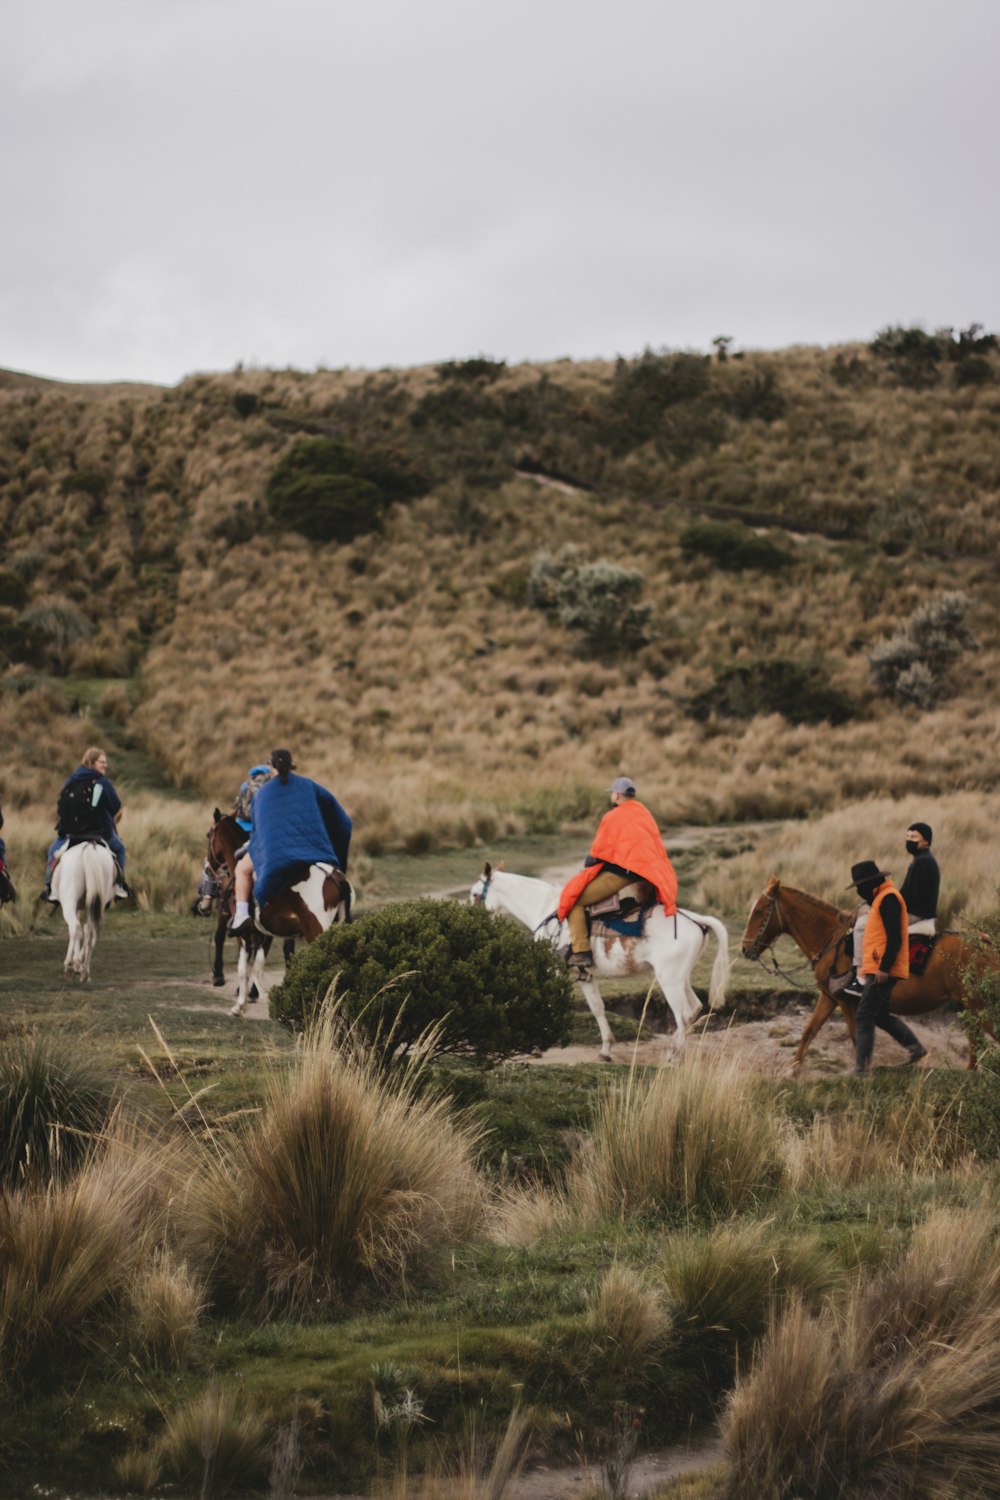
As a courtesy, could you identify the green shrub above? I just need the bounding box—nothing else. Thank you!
[679,520,792,572]
[435,356,507,382]
[0,570,27,609]
[727,367,786,422]
[869,324,943,388]
[603,348,712,452]
[59,467,108,502]
[690,658,854,725]
[867,590,977,707]
[266,437,424,543]
[528,547,652,654]
[270,899,573,1063]
[232,390,260,417]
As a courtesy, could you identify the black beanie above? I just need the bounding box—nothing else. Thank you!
[910,821,933,845]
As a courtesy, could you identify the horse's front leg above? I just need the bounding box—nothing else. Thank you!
[62,905,84,978]
[230,941,249,1017]
[212,914,227,986]
[578,977,614,1062]
[246,937,272,1008]
[792,992,838,1070]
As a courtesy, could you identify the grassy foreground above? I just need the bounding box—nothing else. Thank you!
[4,879,1000,1499]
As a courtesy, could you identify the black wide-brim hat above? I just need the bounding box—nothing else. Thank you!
[845,859,891,890]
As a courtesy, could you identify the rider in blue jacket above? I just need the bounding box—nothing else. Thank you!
[45,748,129,901]
[231,748,351,936]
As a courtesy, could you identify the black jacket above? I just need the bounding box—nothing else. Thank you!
[900,847,940,922]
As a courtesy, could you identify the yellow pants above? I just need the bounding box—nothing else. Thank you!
[567,871,633,952]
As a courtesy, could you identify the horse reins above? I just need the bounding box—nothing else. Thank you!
[745,887,853,988]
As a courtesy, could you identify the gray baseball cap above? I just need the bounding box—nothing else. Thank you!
[609,776,636,796]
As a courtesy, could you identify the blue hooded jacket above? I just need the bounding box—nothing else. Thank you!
[249,773,351,909]
[58,765,122,841]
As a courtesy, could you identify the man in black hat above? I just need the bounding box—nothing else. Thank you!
[900,821,939,935]
[847,859,927,1075]
[841,819,941,1000]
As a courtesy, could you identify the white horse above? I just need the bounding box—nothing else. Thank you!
[50,841,116,982]
[470,863,730,1062]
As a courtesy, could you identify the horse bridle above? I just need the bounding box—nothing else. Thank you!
[472,870,492,905]
[745,884,852,987]
[744,886,781,962]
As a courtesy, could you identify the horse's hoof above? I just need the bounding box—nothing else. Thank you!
[229,1002,245,1018]
[212,975,225,987]
[598,1049,613,1063]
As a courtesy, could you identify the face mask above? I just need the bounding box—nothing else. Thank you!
[905,839,922,855]
[857,882,878,905]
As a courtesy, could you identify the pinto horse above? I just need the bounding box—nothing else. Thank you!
[208,811,352,1017]
[470,863,730,1062]
[742,876,999,1071]
[50,840,116,982]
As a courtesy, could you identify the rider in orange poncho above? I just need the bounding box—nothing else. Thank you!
[558,776,677,979]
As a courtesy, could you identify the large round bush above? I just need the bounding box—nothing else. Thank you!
[271,899,573,1063]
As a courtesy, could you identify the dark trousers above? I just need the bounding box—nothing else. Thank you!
[854,976,920,1073]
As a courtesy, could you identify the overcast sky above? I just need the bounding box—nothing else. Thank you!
[2,0,997,386]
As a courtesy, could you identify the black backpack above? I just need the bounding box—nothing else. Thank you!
[57,776,103,837]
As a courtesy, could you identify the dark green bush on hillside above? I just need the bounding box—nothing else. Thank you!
[603,349,712,453]
[690,658,855,725]
[266,437,424,543]
[869,325,943,389]
[270,899,573,1065]
[679,521,792,572]
[59,467,108,502]
[435,356,506,383]
[0,570,27,609]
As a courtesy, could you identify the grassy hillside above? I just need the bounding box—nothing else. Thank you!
[2,333,998,869]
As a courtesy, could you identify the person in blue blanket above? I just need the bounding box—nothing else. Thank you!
[44,747,129,901]
[230,748,351,937]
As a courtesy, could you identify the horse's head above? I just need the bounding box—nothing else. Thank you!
[207,810,242,879]
[469,860,503,909]
[741,875,784,960]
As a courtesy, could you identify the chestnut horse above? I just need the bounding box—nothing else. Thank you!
[208,811,352,1016]
[742,876,998,1071]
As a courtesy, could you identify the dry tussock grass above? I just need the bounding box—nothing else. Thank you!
[0,1121,185,1386]
[179,1004,485,1317]
[722,1204,1000,1500]
[566,1054,784,1224]
[701,787,1000,920]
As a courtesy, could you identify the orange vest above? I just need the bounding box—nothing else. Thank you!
[557,799,678,919]
[860,881,909,979]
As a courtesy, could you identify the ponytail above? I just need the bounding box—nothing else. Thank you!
[269,748,296,784]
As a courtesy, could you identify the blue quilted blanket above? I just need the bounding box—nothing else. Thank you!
[249,774,351,908]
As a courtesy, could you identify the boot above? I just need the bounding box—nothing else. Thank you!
[567,949,594,981]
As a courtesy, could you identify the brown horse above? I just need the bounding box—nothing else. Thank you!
[742,876,997,1071]
[208,810,352,1016]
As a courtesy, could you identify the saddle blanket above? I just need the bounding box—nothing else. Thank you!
[590,904,655,940]
[908,933,937,977]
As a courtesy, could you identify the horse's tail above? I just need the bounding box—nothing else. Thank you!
[82,844,111,931]
[693,911,730,1010]
[342,878,354,924]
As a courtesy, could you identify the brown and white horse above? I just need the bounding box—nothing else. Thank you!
[742,875,998,1070]
[471,863,730,1062]
[207,811,352,1016]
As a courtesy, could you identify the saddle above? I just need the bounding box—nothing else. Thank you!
[585,880,655,940]
[908,933,938,977]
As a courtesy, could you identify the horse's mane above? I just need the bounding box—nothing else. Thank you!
[781,883,851,921]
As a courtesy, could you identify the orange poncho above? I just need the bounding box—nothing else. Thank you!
[557,799,678,919]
